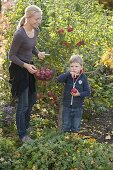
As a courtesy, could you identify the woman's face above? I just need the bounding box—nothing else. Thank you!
[28,12,42,28]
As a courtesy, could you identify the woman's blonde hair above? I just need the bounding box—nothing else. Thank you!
[17,5,42,29]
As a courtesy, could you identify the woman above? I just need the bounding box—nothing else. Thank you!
[9,5,45,142]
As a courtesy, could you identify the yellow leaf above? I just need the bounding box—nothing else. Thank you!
[65,136,70,139]
[32,165,36,170]
[87,138,96,143]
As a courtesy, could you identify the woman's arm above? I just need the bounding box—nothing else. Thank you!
[9,32,24,67]
[32,46,39,56]
[9,32,37,74]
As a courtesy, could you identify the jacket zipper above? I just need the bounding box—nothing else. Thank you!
[70,74,81,105]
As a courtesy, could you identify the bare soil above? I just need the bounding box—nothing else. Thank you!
[81,111,113,144]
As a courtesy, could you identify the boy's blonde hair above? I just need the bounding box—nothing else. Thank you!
[69,54,83,66]
[17,5,42,29]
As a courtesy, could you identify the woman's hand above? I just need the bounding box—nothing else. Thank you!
[38,51,45,60]
[23,63,37,74]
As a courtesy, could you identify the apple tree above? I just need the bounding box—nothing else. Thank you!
[2,0,113,114]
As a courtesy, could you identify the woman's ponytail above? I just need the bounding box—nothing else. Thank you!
[17,16,25,29]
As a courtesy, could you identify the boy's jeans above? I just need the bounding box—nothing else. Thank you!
[16,87,36,139]
[62,106,83,132]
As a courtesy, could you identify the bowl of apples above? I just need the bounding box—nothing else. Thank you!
[34,68,55,81]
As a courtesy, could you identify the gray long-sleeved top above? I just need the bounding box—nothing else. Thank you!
[9,27,39,67]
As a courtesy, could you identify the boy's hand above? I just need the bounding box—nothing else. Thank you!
[70,71,77,78]
[71,91,80,96]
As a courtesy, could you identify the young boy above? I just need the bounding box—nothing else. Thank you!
[57,55,91,133]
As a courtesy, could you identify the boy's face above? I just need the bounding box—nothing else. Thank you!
[70,62,82,75]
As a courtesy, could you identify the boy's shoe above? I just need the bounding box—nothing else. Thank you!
[21,135,33,143]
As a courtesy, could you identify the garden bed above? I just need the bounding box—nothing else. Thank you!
[81,111,113,144]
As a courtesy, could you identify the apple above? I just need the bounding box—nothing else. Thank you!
[57,28,65,34]
[34,69,40,79]
[71,88,77,94]
[76,40,85,46]
[45,68,51,77]
[39,69,45,80]
[67,26,73,32]
[34,69,40,76]
[45,69,54,81]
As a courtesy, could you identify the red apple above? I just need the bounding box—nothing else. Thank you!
[34,69,40,78]
[45,69,54,81]
[67,26,73,32]
[57,28,65,34]
[76,40,85,47]
[71,88,77,94]
[45,69,51,77]
[39,69,45,80]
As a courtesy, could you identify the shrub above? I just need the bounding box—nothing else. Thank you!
[0,137,16,170]
[12,131,113,170]
[1,0,113,113]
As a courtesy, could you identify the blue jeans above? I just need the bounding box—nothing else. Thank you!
[16,87,36,139]
[62,106,83,132]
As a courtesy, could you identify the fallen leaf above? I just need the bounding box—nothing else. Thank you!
[0,128,3,135]
[105,135,111,140]
[111,131,113,134]
[109,158,113,162]
[87,138,96,143]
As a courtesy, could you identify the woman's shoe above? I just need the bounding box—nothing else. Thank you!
[21,135,33,143]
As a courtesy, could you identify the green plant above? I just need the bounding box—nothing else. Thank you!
[12,131,113,170]
[0,137,16,170]
[1,0,113,114]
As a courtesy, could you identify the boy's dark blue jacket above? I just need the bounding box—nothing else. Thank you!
[57,72,91,108]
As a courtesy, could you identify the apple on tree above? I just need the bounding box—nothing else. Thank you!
[57,28,65,34]
[76,40,85,46]
[67,26,73,32]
